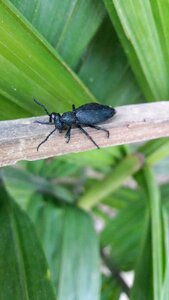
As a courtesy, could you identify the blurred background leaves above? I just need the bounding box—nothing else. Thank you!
[0,0,169,299]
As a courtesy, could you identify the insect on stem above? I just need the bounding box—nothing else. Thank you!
[34,99,116,150]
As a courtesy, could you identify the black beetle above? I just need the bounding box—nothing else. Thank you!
[34,98,116,151]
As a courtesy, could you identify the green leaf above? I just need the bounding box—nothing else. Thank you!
[11,0,106,69]
[139,138,169,166]
[79,16,143,106]
[0,0,96,120]
[153,157,169,183]
[27,198,100,300]
[64,146,126,171]
[56,206,100,300]
[161,207,169,300]
[103,186,141,210]
[26,195,65,290]
[161,183,169,206]
[78,153,143,210]
[101,275,122,300]
[104,0,169,100]
[130,216,153,300]
[0,166,73,205]
[26,157,81,179]
[101,200,146,270]
[139,167,164,300]
[0,185,55,300]
[130,164,169,300]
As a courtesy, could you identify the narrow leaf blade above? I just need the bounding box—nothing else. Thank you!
[79,16,143,106]
[11,0,106,69]
[104,0,169,100]
[0,0,96,120]
[0,185,56,300]
[27,199,101,300]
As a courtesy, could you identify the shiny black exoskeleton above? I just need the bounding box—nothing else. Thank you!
[34,98,116,151]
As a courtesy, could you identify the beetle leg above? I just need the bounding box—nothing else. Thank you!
[88,125,110,137]
[37,127,57,151]
[72,104,76,111]
[78,125,100,149]
[65,126,72,143]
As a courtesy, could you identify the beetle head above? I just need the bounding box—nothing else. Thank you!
[50,112,63,131]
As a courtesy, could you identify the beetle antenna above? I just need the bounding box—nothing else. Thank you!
[34,98,51,116]
[37,127,57,151]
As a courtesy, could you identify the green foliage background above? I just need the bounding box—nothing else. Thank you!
[0,0,169,299]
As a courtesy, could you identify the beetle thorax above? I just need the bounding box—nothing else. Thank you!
[61,112,76,126]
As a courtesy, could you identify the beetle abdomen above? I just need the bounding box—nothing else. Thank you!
[76,103,116,125]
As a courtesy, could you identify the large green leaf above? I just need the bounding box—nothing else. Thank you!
[79,16,143,106]
[56,206,100,300]
[64,145,127,171]
[159,188,169,300]
[139,138,169,166]
[103,186,141,210]
[27,198,100,300]
[0,185,55,300]
[0,0,96,120]
[101,275,122,300]
[26,195,65,290]
[0,166,73,205]
[130,219,152,300]
[78,154,143,209]
[104,0,169,100]
[132,170,169,299]
[136,167,164,300]
[101,200,147,271]
[26,156,81,179]
[11,0,106,69]
[161,207,169,300]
